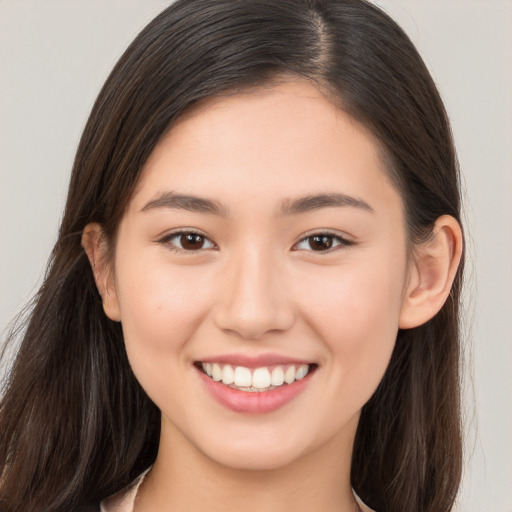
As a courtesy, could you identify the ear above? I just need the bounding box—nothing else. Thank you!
[399,215,463,329]
[81,223,121,322]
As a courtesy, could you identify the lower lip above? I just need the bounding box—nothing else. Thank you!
[196,368,314,414]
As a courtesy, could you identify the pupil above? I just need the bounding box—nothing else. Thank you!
[182,233,203,250]
[311,235,332,251]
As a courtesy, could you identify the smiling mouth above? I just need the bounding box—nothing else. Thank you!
[196,362,317,392]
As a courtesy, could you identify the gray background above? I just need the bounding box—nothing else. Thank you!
[1,1,511,510]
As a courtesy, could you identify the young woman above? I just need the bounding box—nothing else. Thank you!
[0,1,464,511]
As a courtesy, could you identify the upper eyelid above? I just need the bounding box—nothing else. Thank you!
[295,229,353,244]
[159,228,211,240]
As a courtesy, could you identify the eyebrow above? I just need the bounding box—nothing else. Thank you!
[278,193,374,216]
[140,192,229,216]
[140,191,374,216]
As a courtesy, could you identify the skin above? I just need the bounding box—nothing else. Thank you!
[83,80,462,512]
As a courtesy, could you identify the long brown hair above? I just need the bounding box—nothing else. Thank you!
[0,1,464,511]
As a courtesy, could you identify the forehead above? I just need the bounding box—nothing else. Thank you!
[129,80,401,217]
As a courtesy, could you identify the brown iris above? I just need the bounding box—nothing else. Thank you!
[309,235,334,251]
[179,233,207,250]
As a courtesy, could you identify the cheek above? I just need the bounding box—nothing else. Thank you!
[113,253,215,363]
[113,256,220,416]
[300,254,406,387]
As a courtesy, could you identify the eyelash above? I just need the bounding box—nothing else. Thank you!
[158,230,354,255]
[159,230,216,254]
[293,232,354,253]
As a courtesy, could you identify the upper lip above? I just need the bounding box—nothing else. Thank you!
[197,353,314,368]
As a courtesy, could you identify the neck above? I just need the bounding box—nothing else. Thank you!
[136,416,360,512]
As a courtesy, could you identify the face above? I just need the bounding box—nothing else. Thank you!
[105,81,411,470]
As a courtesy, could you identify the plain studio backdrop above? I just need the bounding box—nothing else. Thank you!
[0,1,511,511]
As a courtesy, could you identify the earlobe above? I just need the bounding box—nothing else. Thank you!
[399,215,463,329]
[81,223,121,322]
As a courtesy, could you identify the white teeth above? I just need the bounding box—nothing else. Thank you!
[295,364,309,380]
[270,366,285,386]
[284,366,296,384]
[212,363,222,381]
[252,367,271,389]
[201,362,312,390]
[234,366,252,387]
[222,364,234,385]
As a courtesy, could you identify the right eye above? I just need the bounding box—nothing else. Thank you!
[160,231,216,253]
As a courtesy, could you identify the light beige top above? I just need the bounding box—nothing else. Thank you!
[100,470,148,512]
[100,469,372,512]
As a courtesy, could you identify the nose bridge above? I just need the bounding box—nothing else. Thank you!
[214,242,294,339]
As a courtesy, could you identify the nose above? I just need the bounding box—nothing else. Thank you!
[213,247,295,340]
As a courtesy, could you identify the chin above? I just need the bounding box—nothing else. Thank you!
[201,440,309,472]
[186,416,352,473]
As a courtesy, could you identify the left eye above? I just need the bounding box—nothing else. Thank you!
[164,231,215,252]
[294,234,350,252]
